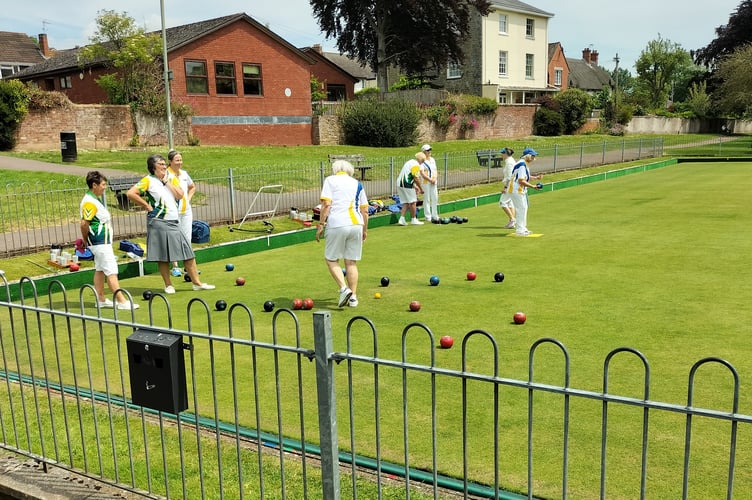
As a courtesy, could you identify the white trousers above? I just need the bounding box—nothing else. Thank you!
[511,193,529,234]
[422,183,439,219]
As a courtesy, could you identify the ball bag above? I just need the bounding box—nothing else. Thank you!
[191,220,210,243]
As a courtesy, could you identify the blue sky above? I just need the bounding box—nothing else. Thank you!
[3,0,743,73]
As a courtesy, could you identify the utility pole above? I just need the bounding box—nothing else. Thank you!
[613,53,620,110]
[160,0,174,150]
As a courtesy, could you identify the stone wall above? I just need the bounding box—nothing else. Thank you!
[15,104,134,151]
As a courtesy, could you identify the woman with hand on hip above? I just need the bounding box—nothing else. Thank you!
[126,154,214,294]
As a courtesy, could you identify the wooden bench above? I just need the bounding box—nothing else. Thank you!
[108,175,141,209]
[476,150,503,168]
[328,154,372,181]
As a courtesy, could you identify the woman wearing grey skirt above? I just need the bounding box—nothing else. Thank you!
[126,153,215,294]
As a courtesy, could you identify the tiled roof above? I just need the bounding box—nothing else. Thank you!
[0,31,45,65]
[322,53,375,80]
[566,58,613,92]
[14,12,312,79]
[490,0,554,17]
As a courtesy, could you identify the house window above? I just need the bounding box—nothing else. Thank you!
[0,66,12,79]
[526,18,535,38]
[59,76,72,89]
[447,61,462,79]
[499,92,508,104]
[554,68,563,86]
[215,62,236,95]
[242,64,263,96]
[185,60,208,94]
[498,51,508,76]
[498,14,508,34]
[525,54,534,79]
[326,84,346,102]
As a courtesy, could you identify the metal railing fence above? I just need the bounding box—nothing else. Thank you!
[3,135,751,257]
[1,279,751,499]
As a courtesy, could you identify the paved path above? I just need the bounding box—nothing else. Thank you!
[0,155,127,179]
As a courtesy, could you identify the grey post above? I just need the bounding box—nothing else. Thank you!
[313,311,340,500]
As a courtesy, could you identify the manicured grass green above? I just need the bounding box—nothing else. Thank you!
[3,160,752,498]
[3,133,736,178]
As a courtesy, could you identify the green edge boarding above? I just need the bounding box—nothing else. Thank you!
[6,159,680,302]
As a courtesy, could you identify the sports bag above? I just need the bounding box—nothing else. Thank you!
[192,220,210,243]
[119,240,144,257]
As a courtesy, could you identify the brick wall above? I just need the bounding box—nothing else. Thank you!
[167,21,314,145]
[15,104,134,151]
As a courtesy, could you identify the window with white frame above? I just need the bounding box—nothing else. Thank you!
[498,14,508,34]
[447,61,462,79]
[526,18,535,38]
[554,68,563,86]
[525,54,534,79]
[498,51,508,76]
[499,92,508,104]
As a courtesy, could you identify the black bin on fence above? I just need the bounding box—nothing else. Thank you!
[60,131,77,162]
[126,328,188,414]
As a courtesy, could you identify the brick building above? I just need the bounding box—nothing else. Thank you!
[15,13,317,146]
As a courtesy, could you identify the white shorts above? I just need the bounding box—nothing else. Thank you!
[90,244,119,276]
[324,225,363,261]
[500,192,514,209]
[397,186,417,204]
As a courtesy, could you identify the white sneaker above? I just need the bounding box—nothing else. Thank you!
[410,219,424,225]
[192,283,216,291]
[97,298,114,308]
[503,220,516,229]
[164,285,176,294]
[117,301,140,310]
[398,218,407,226]
[338,287,353,307]
[348,296,359,307]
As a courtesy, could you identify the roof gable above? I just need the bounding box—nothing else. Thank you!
[299,48,359,82]
[0,31,45,65]
[14,12,313,79]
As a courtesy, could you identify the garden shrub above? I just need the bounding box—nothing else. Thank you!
[424,94,497,132]
[533,108,564,136]
[0,79,30,151]
[555,88,594,134]
[339,98,420,147]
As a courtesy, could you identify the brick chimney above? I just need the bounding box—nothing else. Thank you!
[38,33,51,58]
[313,43,323,54]
[591,50,599,65]
[582,48,591,63]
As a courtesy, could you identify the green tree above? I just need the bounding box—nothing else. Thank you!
[634,36,692,110]
[310,0,491,91]
[554,88,593,134]
[685,81,711,117]
[714,43,752,118]
[694,0,752,67]
[78,10,164,113]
